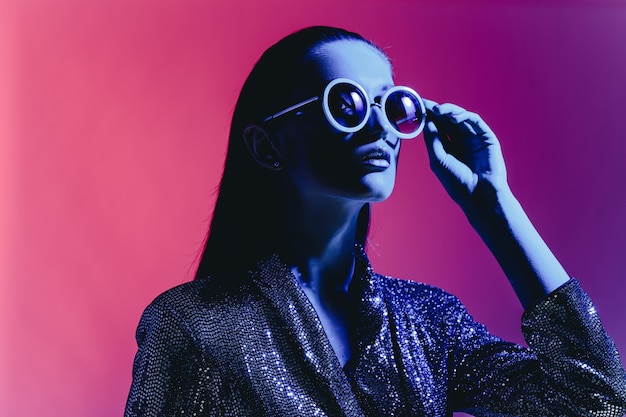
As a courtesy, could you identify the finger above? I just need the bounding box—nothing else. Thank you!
[423,120,448,166]
[448,111,495,137]
[432,102,467,116]
[424,120,476,188]
[423,98,440,113]
[429,103,478,137]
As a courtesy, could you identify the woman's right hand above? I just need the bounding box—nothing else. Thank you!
[421,99,509,216]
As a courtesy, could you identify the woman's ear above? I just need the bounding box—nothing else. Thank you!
[243,124,285,171]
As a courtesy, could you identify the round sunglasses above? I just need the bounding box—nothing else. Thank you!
[263,78,426,139]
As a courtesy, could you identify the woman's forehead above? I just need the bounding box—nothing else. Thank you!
[310,40,393,88]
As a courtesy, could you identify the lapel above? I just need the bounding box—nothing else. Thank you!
[250,254,365,416]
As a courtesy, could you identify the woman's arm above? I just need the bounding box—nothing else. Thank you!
[422,100,626,414]
[422,100,568,308]
[125,298,203,417]
[449,278,626,416]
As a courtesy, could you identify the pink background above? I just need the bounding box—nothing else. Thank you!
[2,0,625,416]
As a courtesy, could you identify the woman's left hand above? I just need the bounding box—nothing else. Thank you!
[422,100,570,307]
[422,99,509,214]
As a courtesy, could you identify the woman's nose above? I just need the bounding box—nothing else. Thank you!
[368,104,398,146]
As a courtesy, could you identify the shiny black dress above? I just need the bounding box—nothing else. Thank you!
[125,247,626,416]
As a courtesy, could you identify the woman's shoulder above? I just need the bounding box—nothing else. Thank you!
[143,276,243,316]
[135,276,258,338]
[374,273,466,315]
[376,273,457,299]
[148,278,207,303]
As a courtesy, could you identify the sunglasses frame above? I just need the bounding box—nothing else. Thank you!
[263,78,426,139]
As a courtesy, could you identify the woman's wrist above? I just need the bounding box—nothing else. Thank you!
[460,180,569,308]
[461,178,515,228]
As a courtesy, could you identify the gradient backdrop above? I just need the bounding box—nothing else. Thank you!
[1,0,625,416]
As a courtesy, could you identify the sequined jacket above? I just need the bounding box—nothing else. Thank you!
[125,249,626,416]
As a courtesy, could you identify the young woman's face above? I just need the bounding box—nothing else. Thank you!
[278,39,400,204]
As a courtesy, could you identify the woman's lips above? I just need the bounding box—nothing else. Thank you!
[360,148,391,169]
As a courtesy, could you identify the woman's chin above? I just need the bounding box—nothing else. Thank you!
[346,182,394,203]
[359,172,396,202]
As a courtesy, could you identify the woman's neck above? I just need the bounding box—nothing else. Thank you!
[282,193,364,295]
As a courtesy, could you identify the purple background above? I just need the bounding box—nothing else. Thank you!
[1,0,624,415]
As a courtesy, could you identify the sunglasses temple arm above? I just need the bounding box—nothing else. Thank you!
[263,96,320,122]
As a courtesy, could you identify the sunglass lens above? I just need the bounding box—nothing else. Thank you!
[385,91,423,135]
[327,83,367,128]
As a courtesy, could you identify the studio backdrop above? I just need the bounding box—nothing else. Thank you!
[1,0,625,416]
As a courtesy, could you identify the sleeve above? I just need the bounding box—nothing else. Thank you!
[124,298,204,417]
[449,279,626,417]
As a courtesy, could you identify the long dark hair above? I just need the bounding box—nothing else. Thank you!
[194,26,386,279]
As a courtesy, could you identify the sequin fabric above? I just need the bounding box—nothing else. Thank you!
[125,247,626,416]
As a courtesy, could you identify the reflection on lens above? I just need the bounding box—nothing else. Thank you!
[328,83,367,128]
[385,91,422,134]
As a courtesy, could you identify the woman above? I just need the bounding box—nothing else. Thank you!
[125,26,626,416]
